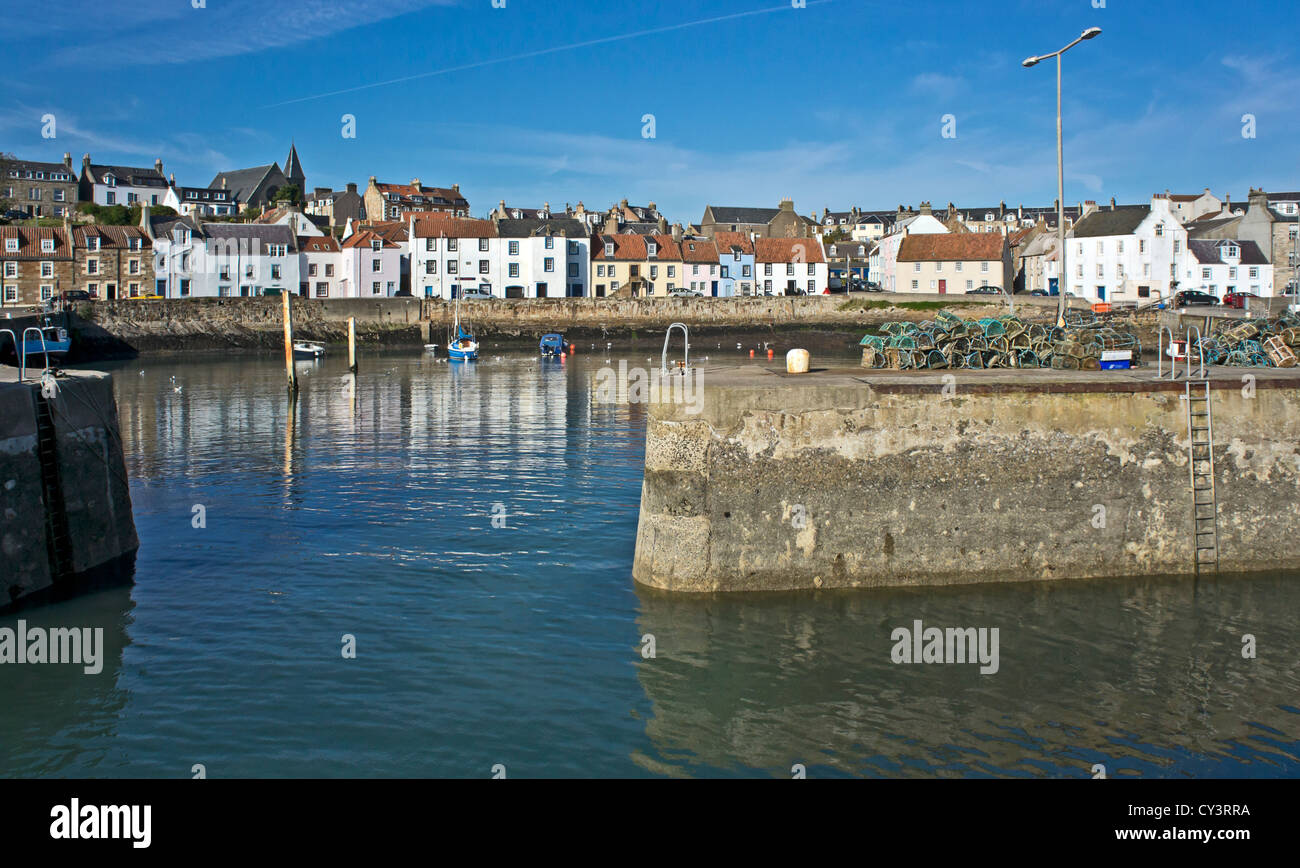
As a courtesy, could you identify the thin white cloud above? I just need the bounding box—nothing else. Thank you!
[36,0,460,67]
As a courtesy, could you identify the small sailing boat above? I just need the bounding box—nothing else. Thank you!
[447,290,479,362]
[539,333,569,357]
[2,320,71,364]
[293,341,326,360]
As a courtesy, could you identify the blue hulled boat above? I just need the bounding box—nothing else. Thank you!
[539,333,569,356]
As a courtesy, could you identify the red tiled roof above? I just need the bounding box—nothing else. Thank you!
[897,234,1006,262]
[679,238,719,263]
[594,232,684,261]
[409,214,497,239]
[0,226,73,259]
[341,230,398,249]
[298,235,340,252]
[753,237,825,264]
[712,231,754,255]
[72,225,149,248]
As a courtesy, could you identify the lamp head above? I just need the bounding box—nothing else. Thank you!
[1022,56,1040,68]
[1081,27,1102,39]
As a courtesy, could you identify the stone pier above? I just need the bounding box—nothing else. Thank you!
[632,364,1300,592]
[0,367,138,608]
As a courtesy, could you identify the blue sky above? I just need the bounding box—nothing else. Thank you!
[2,0,1297,223]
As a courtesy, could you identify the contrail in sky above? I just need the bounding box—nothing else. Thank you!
[264,0,837,107]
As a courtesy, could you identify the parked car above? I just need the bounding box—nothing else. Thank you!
[965,285,1002,295]
[786,288,807,295]
[393,288,413,297]
[826,277,848,294]
[1174,290,1219,308]
[262,288,282,297]
[460,290,493,300]
[1029,289,1050,297]
[2,209,28,221]
[58,289,92,303]
[1223,291,1260,309]
[669,288,703,297]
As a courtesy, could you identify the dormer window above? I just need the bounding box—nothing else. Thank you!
[104,174,116,187]
[87,237,100,251]
[646,241,657,257]
[604,242,614,257]
[41,238,54,252]
[1221,243,1239,259]
[984,212,994,222]
[4,238,17,253]
[371,240,381,252]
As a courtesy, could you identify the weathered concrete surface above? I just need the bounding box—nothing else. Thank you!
[0,367,138,608]
[0,378,50,601]
[632,364,1300,592]
[77,294,1047,353]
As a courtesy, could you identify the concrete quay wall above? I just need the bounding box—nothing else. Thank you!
[0,369,138,608]
[632,365,1300,592]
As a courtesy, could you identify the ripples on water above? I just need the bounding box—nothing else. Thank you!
[1,349,1297,778]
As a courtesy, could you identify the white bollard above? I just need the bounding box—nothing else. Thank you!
[786,348,810,374]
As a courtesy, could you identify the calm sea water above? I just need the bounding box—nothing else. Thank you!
[2,346,1298,778]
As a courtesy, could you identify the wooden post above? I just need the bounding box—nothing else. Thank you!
[282,291,297,395]
[348,316,358,372]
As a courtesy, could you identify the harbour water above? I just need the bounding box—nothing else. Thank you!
[2,348,1298,778]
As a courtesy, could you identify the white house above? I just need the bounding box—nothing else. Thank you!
[80,154,168,207]
[1185,239,1273,298]
[298,235,342,298]
[258,205,324,237]
[409,214,590,299]
[494,217,591,297]
[1065,194,1192,304]
[163,182,238,217]
[144,210,300,298]
[876,208,947,293]
[341,229,402,298]
[753,237,827,295]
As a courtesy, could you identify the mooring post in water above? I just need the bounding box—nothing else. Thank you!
[348,316,358,373]
[282,291,297,396]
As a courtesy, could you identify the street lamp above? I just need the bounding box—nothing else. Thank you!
[1023,26,1102,327]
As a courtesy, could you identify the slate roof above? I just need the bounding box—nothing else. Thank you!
[708,206,781,225]
[1068,205,1151,238]
[1188,239,1269,266]
[825,240,871,259]
[897,234,1006,262]
[201,223,297,247]
[85,163,167,188]
[209,164,280,204]
[494,218,587,238]
[1186,216,1243,238]
[4,159,76,179]
[754,237,825,264]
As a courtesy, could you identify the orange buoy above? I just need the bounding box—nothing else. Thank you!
[569,343,576,354]
[767,348,774,359]
[749,349,755,358]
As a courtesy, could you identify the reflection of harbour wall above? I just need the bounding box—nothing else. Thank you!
[633,367,1300,592]
[0,370,137,608]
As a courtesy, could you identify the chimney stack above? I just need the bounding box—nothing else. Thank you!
[671,223,683,243]
[155,158,163,175]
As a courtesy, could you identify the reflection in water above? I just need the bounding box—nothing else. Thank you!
[634,575,1300,778]
[2,347,1298,778]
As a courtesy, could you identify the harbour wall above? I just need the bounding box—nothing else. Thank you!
[632,365,1300,592]
[0,369,138,608]
[71,295,1052,354]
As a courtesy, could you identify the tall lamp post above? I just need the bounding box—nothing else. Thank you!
[1023,26,1102,327]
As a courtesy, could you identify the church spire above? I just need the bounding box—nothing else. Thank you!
[284,140,305,191]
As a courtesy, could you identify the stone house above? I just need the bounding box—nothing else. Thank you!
[2,153,79,218]
[0,226,75,307]
[70,224,154,299]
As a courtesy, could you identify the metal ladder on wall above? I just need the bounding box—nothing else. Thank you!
[34,393,74,583]
[1184,379,1219,575]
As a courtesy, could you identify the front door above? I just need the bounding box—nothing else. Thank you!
[106,283,118,300]
[938,279,946,295]
[1098,286,1106,301]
